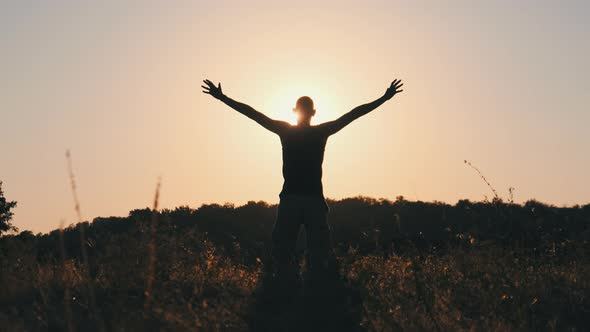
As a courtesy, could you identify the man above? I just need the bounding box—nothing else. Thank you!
[201,78,403,285]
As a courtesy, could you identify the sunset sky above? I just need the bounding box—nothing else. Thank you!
[2,1,589,233]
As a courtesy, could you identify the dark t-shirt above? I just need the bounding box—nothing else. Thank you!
[278,126,329,198]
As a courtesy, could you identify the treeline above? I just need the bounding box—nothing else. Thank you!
[2,196,590,264]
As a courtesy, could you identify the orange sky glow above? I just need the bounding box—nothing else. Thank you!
[1,1,589,232]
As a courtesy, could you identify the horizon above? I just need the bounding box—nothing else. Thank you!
[10,191,588,236]
[2,0,589,233]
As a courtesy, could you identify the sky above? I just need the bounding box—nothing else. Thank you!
[1,0,589,233]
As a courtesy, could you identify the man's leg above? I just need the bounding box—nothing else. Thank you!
[270,197,302,287]
[303,198,336,282]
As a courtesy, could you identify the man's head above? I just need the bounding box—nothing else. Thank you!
[293,96,316,125]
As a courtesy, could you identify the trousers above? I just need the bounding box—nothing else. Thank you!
[271,194,334,280]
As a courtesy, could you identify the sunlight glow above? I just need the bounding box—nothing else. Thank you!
[265,83,343,126]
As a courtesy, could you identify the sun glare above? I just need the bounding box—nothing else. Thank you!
[265,85,341,126]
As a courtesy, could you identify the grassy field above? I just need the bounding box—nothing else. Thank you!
[1,197,589,331]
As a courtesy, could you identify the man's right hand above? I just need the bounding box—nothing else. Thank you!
[202,79,224,99]
[383,79,404,100]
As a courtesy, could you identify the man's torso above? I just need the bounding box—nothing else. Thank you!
[279,126,328,198]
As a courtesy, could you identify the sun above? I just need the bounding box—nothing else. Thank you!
[264,85,341,126]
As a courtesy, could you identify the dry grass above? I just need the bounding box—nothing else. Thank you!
[1,229,588,331]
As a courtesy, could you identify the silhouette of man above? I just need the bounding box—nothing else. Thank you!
[202,78,403,286]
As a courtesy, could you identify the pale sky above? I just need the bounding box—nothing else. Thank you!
[1,0,589,233]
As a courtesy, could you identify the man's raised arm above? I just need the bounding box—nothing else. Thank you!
[202,79,289,135]
[319,79,403,136]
